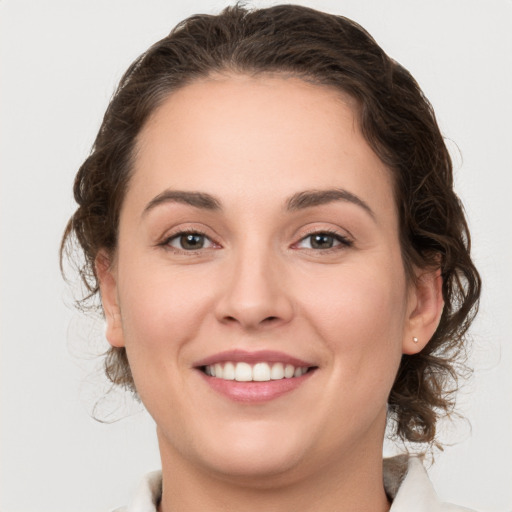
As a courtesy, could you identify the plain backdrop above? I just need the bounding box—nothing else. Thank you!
[1,1,511,511]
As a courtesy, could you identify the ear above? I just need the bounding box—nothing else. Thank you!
[95,250,125,348]
[402,268,444,355]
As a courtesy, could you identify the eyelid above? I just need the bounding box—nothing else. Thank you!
[158,226,221,254]
[168,232,214,248]
[292,227,353,250]
[156,224,353,254]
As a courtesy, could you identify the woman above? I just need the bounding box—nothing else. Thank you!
[61,4,481,511]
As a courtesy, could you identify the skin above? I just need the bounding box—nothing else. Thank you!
[97,75,444,512]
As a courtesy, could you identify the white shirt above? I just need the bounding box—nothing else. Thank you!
[114,456,476,512]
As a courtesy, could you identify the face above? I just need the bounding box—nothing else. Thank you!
[99,75,435,483]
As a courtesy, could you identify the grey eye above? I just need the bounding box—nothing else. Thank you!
[167,232,213,250]
[180,234,205,250]
[296,232,348,250]
[309,233,336,249]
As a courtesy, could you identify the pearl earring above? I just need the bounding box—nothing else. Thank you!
[413,336,419,343]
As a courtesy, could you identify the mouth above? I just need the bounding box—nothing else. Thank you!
[201,361,315,381]
[193,350,318,402]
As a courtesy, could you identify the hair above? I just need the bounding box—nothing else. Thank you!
[61,3,480,446]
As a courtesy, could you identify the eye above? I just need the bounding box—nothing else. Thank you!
[295,231,352,250]
[165,232,215,251]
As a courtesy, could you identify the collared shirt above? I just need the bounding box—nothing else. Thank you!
[114,456,476,512]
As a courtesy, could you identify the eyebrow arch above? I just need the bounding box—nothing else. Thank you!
[286,188,375,219]
[142,187,374,219]
[142,190,222,216]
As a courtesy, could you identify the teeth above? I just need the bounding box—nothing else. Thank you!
[235,362,252,382]
[270,362,284,380]
[253,362,271,381]
[284,364,295,378]
[223,362,235,380]
[204,361,310,381]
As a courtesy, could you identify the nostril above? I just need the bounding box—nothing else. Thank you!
[222,315,280,325]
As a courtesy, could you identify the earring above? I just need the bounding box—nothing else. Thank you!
[413,336,419,343]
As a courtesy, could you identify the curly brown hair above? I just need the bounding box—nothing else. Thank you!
[61,3,480,445]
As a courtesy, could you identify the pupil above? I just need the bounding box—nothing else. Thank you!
[181,234,204,250]
[311,234,333,249]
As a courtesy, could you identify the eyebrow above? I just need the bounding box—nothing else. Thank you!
[142,190,221,216]
[286,188,375,219]
[142,187,374,219]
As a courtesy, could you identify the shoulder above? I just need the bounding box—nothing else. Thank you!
[385,455,478,512]
[115,458,479,512]
[111,470,162,512]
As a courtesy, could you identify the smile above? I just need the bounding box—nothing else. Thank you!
[195,350,318,401]
[203,361,312,381]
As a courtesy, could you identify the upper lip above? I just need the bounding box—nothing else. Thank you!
[193,349,315,368]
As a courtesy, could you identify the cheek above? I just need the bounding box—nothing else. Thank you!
[120,266,214,337]
[116,264,216,389]
[298,260,408,374]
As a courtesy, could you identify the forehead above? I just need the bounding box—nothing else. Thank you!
[138,74,360,163]
[128,74,395,218]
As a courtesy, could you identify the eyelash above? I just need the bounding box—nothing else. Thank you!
[160,229,216,254]
[293,229,353,253]
[160,229,353,255]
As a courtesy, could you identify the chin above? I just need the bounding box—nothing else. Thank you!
[186,420,313,482]
[203,449,307,485]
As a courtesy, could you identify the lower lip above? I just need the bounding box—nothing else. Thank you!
[198,370,315,403]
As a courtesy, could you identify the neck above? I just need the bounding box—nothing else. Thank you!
[157,431,390,512]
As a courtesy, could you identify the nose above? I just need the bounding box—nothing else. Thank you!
[214,244,295,331]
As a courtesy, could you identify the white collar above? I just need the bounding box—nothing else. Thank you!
[118,456,474,512]
[386,456,474,511]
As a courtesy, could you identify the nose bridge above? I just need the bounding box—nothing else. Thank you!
[215,233,294,329]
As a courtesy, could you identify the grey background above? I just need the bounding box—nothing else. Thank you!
[1,1,511,510]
